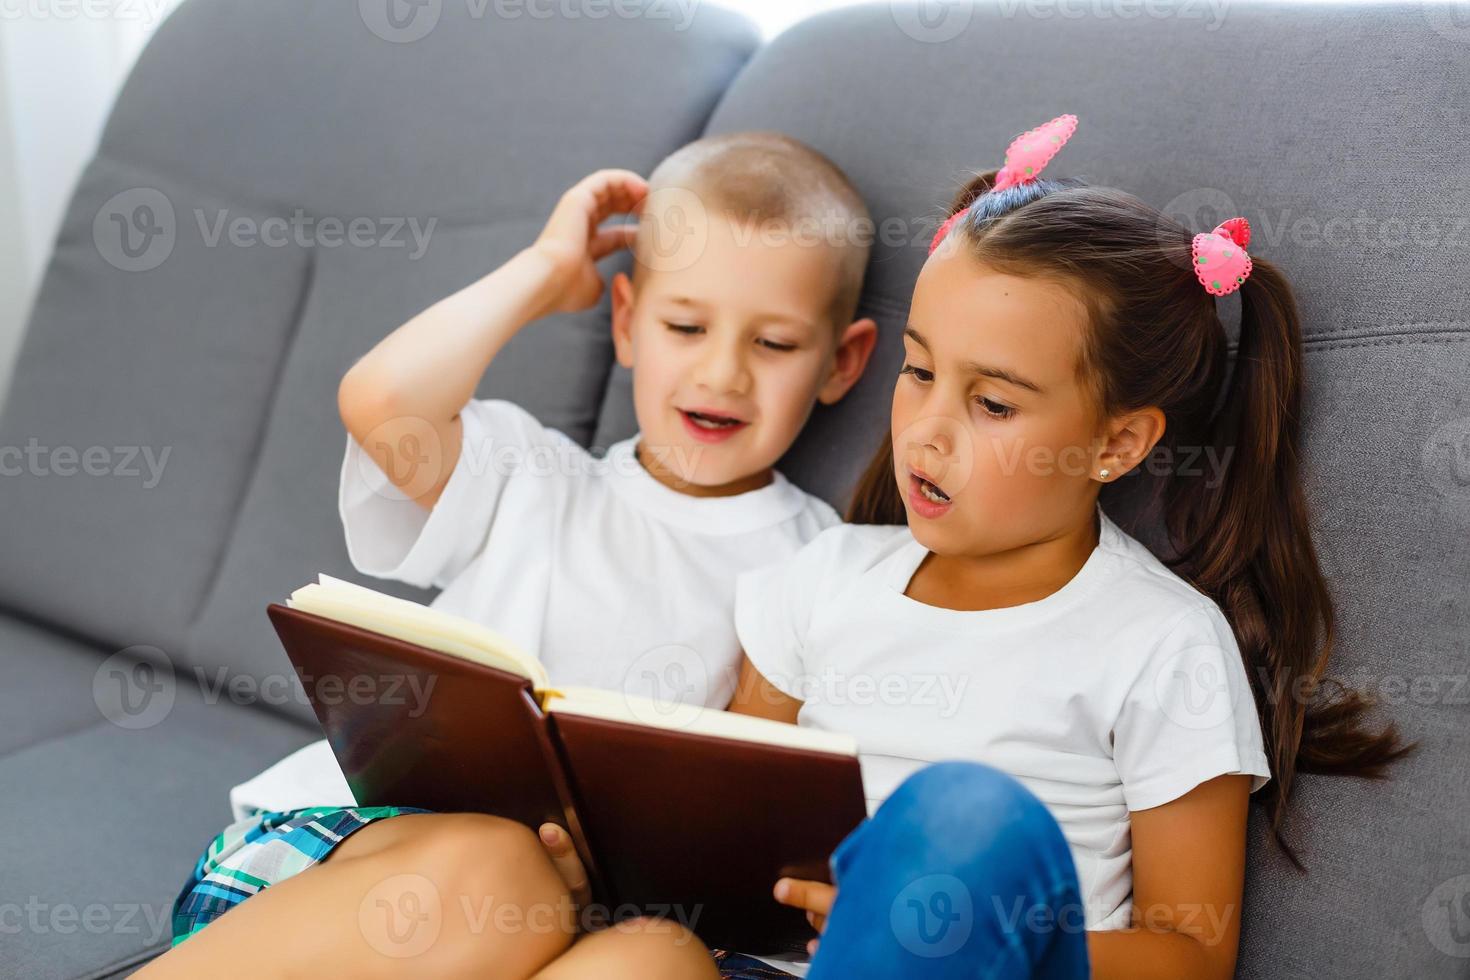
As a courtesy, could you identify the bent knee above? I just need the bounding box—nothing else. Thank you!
[579,917,716,979]
[392,814,566,902]
[882,762,1066,856]
[895,761,1044,818]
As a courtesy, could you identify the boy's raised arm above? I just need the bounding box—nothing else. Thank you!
[337,169,648,510]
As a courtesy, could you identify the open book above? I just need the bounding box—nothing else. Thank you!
[268,576,868,954]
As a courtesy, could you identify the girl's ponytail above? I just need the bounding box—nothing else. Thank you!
[1168,259,1413,866]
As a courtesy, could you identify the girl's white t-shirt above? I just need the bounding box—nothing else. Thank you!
[229,397,839,819]
[734,506,1273,937]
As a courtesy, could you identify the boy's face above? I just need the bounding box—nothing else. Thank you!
[611,211,874,494]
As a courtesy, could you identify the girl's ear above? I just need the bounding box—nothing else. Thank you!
[1095,407,1166,480]
[610,272,636,369]
[818,317,879,405]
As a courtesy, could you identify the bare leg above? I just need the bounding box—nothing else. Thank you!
[531,917,720,980]
[137,813,577,980]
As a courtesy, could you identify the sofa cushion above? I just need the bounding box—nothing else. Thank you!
[0,639,317,979]
[0,158,312,658]
[0,611,141,759]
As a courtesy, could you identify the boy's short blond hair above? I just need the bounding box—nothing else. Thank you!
[635,131,872,332]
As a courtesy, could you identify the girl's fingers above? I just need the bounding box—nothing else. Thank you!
[773,878,836,917]
[537,823,591,907]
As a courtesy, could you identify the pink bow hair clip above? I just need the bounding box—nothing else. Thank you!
[929,113,1079,255]
[1192,217,1253,296]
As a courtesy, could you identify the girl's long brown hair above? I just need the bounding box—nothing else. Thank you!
[848,169,1413,867]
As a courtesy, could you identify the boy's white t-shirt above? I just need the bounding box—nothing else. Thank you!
[734,506,1273,954]
[229,398,839,820]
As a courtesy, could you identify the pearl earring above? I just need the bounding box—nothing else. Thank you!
[1099,468,1110,479]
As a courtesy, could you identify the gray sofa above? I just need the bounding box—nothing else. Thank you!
[2,1,1466,976]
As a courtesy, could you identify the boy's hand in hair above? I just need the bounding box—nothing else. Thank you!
[531,169,649,314]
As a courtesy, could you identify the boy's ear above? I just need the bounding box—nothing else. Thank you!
[610,271,636,369]
[817,317,878,405]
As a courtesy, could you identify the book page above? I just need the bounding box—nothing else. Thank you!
[545,686,857,757]
[287,575,551,688]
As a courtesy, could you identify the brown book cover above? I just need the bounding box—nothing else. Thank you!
[266,601,867,954]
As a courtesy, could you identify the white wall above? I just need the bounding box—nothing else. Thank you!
[0,0,178,402]
[0,41,27,402]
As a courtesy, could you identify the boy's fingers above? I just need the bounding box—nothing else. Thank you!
[542,173,645,259]
[582,169,648,218]
[589,224,639,260]
[537,823,591,906]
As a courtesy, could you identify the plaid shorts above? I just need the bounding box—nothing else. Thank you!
[170,805,429,945]
[711,948,803,978]
[171,806,798,977]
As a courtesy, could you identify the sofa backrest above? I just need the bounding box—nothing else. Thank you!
[609,4,1470,977]
[3,1,1466,976]
[0,0,759,708]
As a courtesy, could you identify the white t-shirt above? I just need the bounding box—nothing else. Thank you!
[734,506,1273,941]
[229,398,839,820]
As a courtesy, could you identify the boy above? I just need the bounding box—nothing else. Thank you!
[228,131,878,817]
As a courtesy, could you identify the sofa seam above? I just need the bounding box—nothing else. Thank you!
[184,247,320,632]
[75,942,170,980]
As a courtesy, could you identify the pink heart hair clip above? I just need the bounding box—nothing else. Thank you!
[929,113,1079,255]
[1192,217,1253,296]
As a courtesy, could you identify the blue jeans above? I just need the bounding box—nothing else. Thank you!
[808,761,1091,979]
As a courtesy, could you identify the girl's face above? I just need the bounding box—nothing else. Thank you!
[891,247,1108,558]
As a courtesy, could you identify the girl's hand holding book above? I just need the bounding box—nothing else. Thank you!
[773,876,834,955]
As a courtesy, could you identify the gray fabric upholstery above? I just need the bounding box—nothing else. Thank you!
[3,0,1467,977]
[0,636,318,979]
